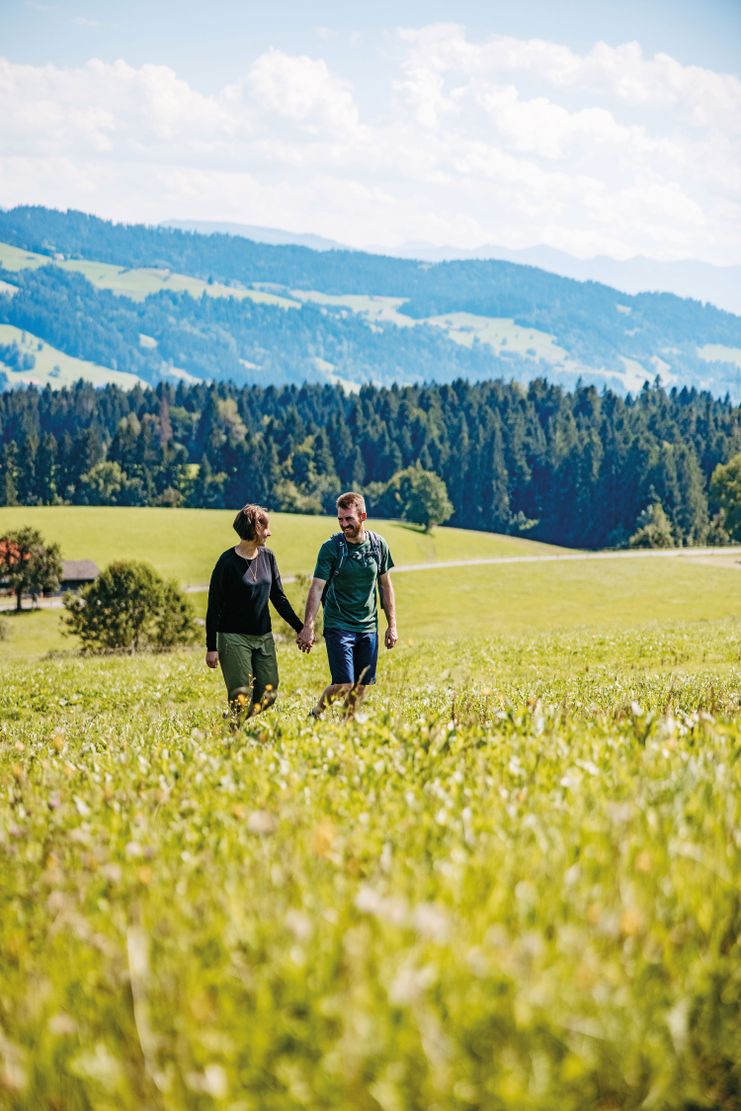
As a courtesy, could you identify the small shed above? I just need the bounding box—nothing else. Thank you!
[60,560,100,592]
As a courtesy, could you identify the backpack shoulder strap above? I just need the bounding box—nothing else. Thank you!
[367,530,383,571]
[321,532,347,604]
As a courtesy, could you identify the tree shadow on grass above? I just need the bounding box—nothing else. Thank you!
[392,521,430,534]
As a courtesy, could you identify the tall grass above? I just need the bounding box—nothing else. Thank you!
[1,623,738,1108]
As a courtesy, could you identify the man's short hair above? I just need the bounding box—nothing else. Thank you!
[336,491,366,515]
[233,503,269,540]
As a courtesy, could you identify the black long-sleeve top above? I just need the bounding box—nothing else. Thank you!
[205,547,303,651]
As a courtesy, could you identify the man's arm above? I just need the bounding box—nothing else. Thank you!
[379,571,397,649]
[297,577,325,650]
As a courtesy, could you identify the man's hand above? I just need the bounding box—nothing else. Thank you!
[205,650,219,668]
[297,624,315,652]
[385,625,398,650]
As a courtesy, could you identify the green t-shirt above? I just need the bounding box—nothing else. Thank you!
[314,533,394,632]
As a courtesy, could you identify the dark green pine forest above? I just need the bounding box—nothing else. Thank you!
[1,377,738,549]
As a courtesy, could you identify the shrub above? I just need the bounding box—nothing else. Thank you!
[63,559,199,653]
[628,501,675,549]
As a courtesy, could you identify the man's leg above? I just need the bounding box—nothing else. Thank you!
[311,682,353,717]
[342,632,378,716]
[343,683,367,717]
[311,630,355,718]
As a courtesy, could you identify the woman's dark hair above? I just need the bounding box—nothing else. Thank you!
[233,504,269,540]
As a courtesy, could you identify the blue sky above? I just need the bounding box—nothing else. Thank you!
[5,1,741,81]
[2,0,740,262]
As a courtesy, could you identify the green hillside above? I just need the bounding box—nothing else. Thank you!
[0,507,568,586]
[0,237,579,392]
[0,323,147,390]
[1,206,740,397]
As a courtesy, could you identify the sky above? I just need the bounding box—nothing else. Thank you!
[2,0,741,263]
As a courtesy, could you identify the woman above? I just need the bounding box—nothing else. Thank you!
[205,504,304,725]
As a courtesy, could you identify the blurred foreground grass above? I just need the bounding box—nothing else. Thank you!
[1,621,739,1108]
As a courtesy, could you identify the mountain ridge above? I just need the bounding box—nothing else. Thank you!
[159,215,741,315]
[0,205,739,400]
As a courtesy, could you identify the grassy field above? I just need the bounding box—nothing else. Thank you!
[0,507,570,587]
[0,621,738,1109]
[1,507,739,663]
[0,514,738,1106]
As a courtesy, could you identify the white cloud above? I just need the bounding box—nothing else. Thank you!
[0,23,739,263]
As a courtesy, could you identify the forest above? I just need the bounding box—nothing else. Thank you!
[1,376,738,549]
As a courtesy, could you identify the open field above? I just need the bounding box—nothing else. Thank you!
[1,514,738,1105]
[0,621,738,1109]
[1,507,738,662]
[0,507,571,588]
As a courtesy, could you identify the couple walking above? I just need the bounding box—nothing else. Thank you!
[205,491,397,725]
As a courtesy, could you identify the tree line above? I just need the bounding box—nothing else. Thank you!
[1,377,739,548]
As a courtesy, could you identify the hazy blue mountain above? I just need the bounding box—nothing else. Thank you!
[369,240,741,316]
[0,206,740,401]
[161,218,344,252]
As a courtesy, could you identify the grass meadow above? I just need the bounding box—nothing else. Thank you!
[0,507,739,1107]
[0,506,570,589]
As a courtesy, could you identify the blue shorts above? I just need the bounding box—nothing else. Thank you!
[324,629,378,685]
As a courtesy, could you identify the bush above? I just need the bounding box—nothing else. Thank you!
[628,501,675,549]
[63,559,199,653]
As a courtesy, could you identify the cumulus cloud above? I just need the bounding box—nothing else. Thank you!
[0,23,739,262]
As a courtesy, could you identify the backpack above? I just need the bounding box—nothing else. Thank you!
[321,530,384,607]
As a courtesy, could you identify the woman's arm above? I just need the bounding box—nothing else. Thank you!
[298,577,325,650]
[268,552,304,633]
[205,556,224,659]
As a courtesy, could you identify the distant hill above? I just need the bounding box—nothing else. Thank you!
[161,219,344,252]
[0,205,739,400]
[372,240,741,317]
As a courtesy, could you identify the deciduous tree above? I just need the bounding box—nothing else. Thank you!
[63,560,199,652]
[709,452,741,540]
[0,526,62,610]
[386,464,454,532]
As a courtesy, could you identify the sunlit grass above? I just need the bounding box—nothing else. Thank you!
[0,506,570,588]
[0,624,738,1108]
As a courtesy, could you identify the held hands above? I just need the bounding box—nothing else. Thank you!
[296,625,315,653]
[385,625,398,650]
[205,650,219,668]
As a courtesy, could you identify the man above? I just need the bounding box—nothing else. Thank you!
[298,491,397,717]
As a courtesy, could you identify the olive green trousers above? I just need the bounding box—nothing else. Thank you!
[216,631,279,718]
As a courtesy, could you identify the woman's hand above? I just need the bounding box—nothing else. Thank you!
[205,650,219,668]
